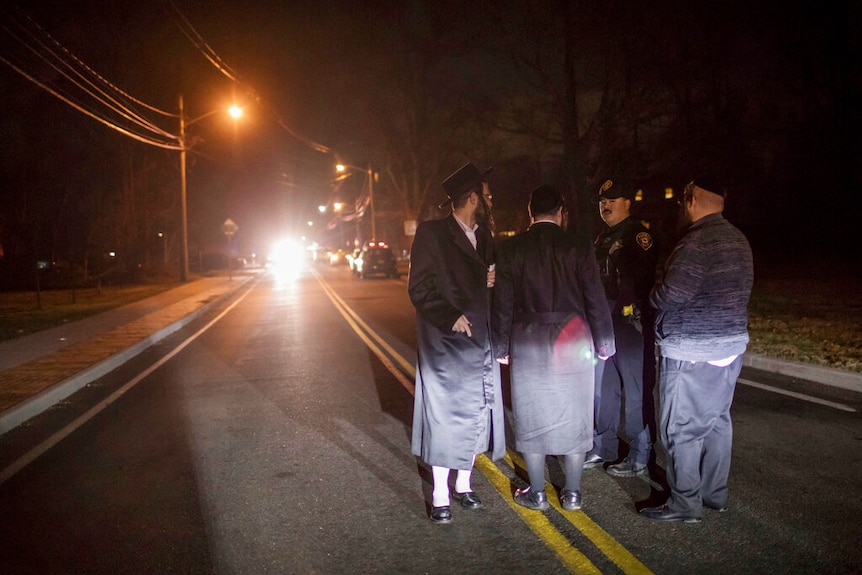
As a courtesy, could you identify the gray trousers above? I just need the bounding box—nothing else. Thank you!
[658,355,743,517]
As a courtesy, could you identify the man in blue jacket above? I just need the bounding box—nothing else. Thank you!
[641,175,753,523]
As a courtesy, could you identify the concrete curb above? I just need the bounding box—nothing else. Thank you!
[744,353,862,394]
[0,276,254,434]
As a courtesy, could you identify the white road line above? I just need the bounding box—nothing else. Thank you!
[738,378,856,412]
[0,283,256,486]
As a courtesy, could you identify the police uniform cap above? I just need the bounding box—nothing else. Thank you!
[598,178,634,201]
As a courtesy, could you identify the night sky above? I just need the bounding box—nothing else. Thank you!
[1,0,859,285]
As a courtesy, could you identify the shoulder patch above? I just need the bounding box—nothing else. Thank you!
[636,232,653,251]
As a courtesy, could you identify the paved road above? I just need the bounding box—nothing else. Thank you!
[0,264,860,574]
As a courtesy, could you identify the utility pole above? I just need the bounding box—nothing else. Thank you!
[368,163,376,240]
[179,94,190,282]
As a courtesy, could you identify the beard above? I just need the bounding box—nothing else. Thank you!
[475,197,495,232]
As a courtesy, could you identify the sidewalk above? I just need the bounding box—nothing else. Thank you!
[0,272,258,434]
[1,268,859,435]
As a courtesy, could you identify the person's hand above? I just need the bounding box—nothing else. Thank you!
[496,355,510,365]
[486,264,496,288]
[452,314,472,337]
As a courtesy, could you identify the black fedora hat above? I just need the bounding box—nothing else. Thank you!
[439,162,492,209]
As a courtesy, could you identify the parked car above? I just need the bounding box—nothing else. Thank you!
[354,243,399,279]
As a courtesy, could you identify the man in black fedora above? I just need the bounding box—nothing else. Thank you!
[408,162,504,523]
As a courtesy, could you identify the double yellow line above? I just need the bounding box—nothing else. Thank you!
[313,269,653,574]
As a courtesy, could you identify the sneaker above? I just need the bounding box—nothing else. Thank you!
[607,457,647,477]
[560,489,582,511]
[583,453,604,469]
[514,486,549,511]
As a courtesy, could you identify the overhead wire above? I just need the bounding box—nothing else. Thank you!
[0,54,182,150]
[2,12,178,140]
[0,5,181,149]
[166,0,331,154]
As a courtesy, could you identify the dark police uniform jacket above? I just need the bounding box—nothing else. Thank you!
[595,216,657,327]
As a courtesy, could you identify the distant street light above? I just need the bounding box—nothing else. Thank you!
[178,94,243,282]
[335,161,376,240]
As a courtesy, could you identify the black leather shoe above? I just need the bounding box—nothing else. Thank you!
[640,504,701,523]
[583,453,604,469]
[514,487,549,511]
[452,491,484,510]
[430,506,452,523]
[560,489,582,511]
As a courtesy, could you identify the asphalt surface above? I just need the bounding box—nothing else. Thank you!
[1,267,860,436]
[0,272,259,434]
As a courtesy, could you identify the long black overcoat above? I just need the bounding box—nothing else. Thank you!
[492,222,615,454]
[408,214,505,469]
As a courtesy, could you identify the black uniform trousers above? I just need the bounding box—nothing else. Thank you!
[591,318,656,465]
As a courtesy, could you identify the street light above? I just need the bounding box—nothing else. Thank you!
[332,201,345,248]
[178,94,243,282]
[335,162,376,240]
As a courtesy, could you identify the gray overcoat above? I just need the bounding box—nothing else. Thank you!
[492,222,615,454]
[408,214,505,469]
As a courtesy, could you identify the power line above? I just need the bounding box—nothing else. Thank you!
[0,5,182,149]
[0,53,182,150]
[166,0,331,154]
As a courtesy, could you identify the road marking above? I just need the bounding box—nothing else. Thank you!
[738,378,856,412]
[503,452,654,575]
[312,269,415,393]
[314,270,655,575]
[0,282,257,486]
[475,453,602,574]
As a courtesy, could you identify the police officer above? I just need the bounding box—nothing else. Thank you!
[585,178,658,477]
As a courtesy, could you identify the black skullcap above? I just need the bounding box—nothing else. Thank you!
[691,175,727,199]
[529,185,565,217]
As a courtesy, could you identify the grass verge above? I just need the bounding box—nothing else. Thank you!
[0,270,859,373]
[747,273,861,373]
[0,283,180,341]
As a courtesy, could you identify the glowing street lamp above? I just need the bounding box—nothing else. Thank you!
[178,95,243,282]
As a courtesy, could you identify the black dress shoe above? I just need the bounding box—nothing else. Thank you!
[514,487,549,511]
[560,489,582,511]
[452,491,484,509]
[430,506,452,523]
[640,504,701,523]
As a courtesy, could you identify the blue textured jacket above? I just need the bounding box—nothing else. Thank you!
[650,213,753,361]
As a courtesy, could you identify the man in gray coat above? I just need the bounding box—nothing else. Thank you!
[641,175,753,523]
[409,162,504,523]
[492,185,615,511]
